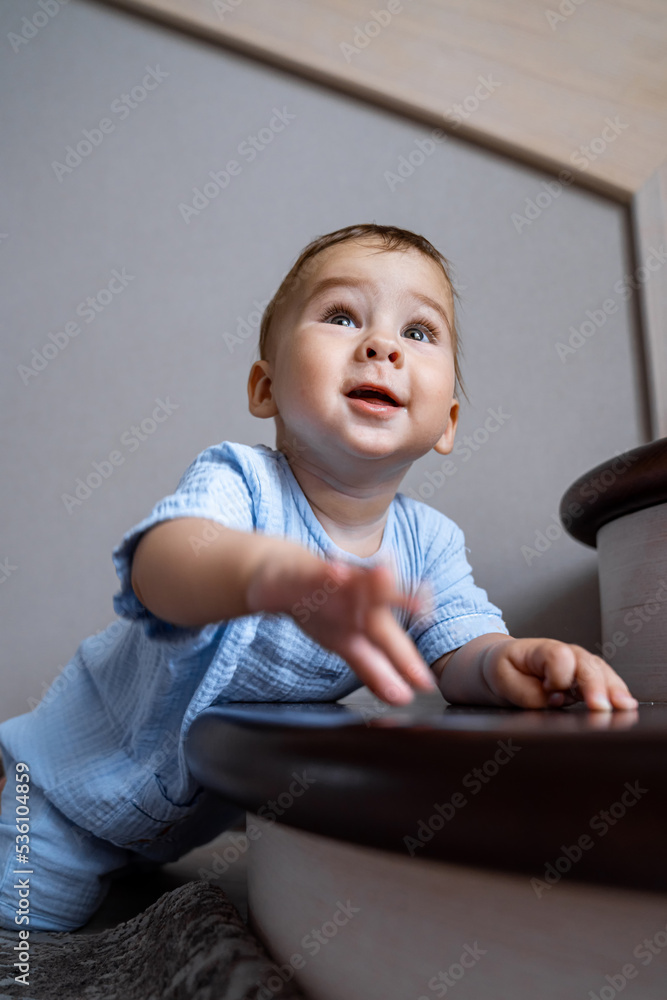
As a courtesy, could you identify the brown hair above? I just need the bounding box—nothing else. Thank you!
[256,223,468,404]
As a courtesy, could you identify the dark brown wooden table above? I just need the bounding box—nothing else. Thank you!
[185,700,667,895]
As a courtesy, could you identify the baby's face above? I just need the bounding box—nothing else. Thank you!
[250,239,459,472]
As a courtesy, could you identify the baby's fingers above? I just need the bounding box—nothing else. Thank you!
[337,633,417,705]
[573,660,638,711]
[338,590,437,703]
[342,562,427,630]
[321,562,437,704]
[367,603,438,696]
[539,643,638,711]
[605,675,639,710]
[484,653,554,709]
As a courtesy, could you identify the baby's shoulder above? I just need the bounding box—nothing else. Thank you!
[189,438,268,468]
[183,439,282,490]
[392,493,466,574]
[393,491,461,543]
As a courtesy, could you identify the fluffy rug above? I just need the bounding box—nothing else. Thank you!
[0,881,309,999]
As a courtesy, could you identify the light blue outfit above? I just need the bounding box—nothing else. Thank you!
[0,440,509,930]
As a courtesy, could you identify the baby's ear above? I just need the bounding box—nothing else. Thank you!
[247,360,278,418]
[433,398,459,454]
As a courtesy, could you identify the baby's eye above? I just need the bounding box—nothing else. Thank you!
[327,313,355,327]
[321,302,357,327]
[403,323,438,343]
[319,302,438,342]
[403,326,428,342]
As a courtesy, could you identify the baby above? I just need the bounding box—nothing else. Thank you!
[0,222,637,933]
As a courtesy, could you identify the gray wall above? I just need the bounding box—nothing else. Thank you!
[0,0,646,722]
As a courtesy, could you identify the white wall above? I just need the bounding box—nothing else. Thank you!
[0,0,646,721]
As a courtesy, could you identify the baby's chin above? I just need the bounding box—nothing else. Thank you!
[330,431,429,471]
[278,412,433,466]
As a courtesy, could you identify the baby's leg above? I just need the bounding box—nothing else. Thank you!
[0,752,131,932]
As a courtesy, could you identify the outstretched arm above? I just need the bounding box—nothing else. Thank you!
[131,520,437,705]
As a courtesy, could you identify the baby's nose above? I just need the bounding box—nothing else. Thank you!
[365,343,400,362]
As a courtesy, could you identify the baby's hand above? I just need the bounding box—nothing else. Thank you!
[481,637,638,711]
[293,558,437,704]
[248,548,436,705]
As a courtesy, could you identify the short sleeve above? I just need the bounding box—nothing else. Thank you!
[111,441,258,640]
[407,519,509,666]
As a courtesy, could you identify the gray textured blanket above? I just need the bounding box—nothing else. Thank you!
[0,881,308,1000]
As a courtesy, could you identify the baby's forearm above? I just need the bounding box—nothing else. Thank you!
[131,518,321,627]
[437,633,515,707]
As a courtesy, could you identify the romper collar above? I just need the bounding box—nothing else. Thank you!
[273,447,397,567]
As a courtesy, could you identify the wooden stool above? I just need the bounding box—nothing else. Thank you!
[560,437,667,702]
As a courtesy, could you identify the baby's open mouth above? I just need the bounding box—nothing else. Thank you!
[346,386,401,407]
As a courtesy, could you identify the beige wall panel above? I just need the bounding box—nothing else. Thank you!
[99,0,667,197]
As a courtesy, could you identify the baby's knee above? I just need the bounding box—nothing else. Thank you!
[0,771,131,932]
[0,834,123,933]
